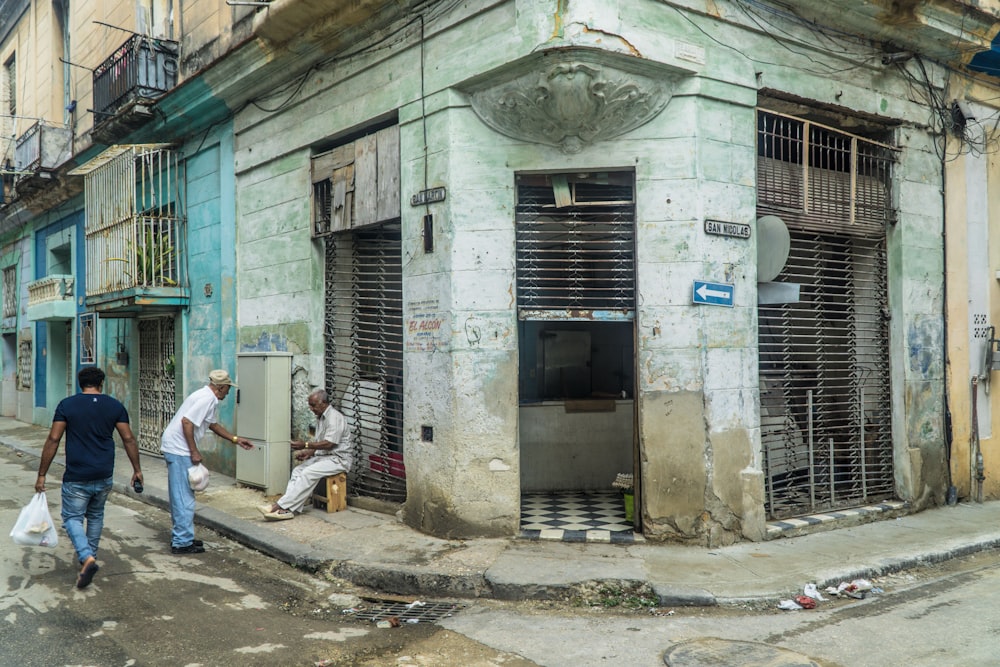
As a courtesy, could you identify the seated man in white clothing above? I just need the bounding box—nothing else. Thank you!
[258,389,352,520]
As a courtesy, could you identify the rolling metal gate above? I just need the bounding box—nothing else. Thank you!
[324,223,404,502]
[757,109,896,519]
[514,173,636,312]
[137,316,176,455]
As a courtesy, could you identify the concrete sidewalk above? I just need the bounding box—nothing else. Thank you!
[5,415,1000,606]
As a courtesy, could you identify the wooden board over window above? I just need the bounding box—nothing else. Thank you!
[311,125,400,237]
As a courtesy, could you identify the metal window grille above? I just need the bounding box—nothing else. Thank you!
[79,313,96,365]
[757,109,896,233]
[2,266,15,319]
[17,338,30,389]
[5,55,14,116]
[78,144,184,295]
[515,173,636,315]
[313,178,333,237]
[757,109,896,519]
[325,223,405,501]
[137,316,176,455]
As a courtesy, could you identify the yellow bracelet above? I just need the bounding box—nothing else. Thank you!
[232,436,238,443]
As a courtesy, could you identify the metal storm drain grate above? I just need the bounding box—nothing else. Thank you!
[351,600,464,625]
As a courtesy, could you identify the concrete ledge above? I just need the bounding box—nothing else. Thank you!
[652,584,717,607]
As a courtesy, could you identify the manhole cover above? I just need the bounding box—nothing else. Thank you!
[351,600,463,625]
[663,638,819,666]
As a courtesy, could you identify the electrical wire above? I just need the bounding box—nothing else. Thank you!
[192,0,464,139]
[733,0,883,73]
[663,1,880,77]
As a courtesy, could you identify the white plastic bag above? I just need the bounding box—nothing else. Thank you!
[10,492,59,548]
[803,583,826,601]
[188,463,210,491]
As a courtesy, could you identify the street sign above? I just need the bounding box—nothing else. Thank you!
[411,187,447,206]
[692,280,734,307]
[704,219,751,239]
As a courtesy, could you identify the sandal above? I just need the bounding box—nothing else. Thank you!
[76,557,99,589]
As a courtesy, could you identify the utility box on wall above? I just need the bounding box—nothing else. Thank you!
[235,353,291,495]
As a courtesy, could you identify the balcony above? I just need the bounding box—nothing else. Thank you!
[13,121,72,197]
[26,275,75,322]
[92,35,179,144]
[69,144,189,314]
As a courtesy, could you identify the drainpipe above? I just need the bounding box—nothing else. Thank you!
[971,376,984,503]
[940,135,958,505]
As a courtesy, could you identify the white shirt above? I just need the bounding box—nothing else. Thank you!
[161,385,219,456]
[314,405,352,471]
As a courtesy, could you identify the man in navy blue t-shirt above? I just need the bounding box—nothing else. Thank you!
[35,366,143,589]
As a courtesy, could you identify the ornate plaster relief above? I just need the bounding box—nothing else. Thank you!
[465,47,680,154]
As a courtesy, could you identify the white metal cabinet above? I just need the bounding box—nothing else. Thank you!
[235,353,291,495]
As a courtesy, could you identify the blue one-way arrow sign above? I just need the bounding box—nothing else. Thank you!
[692,280,734,307]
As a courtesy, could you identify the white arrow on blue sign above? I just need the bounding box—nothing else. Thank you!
[692,280,734,307]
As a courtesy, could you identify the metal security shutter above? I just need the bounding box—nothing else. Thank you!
[757,109,896,519]
[515,172,635,316]
[137,316,175,455]
[324,223,404,502]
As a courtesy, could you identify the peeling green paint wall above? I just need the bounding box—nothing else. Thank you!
[220,0,947,542]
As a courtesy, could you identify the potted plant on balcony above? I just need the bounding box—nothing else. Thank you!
[109,227,176,287]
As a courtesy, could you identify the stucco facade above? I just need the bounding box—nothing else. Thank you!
[223,0,956,543]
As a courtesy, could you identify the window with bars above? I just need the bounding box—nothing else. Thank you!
[5,54,14,117]
[311,125,400,237]
[757,109,897,233]
[514,172,636,315]
[2,266,15,320]
[17,337,29,389]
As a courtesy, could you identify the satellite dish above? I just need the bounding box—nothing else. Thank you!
[757,215,791,282]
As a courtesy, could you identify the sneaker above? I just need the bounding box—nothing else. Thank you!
[171,543,206,554]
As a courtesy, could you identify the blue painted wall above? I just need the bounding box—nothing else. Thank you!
[32,210,84,411]
[182,120,241,471]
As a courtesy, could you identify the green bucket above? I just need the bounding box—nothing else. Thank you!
[623,492,634,523]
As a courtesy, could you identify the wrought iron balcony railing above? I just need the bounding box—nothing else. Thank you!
[14,121,71,182]
[93,35,179,121]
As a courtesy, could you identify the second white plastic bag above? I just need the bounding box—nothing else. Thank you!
[187,463,210,491]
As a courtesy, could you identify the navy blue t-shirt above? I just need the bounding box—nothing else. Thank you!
[53,392,130,482]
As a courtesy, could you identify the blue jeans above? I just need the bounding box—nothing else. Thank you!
[60,477,113,565]
[164,452,196,548]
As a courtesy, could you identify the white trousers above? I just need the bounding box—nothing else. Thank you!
[276,456,348,513]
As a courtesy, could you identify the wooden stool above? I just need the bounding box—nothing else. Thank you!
[311,473,347,513]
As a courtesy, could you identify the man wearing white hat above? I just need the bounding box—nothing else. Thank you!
[161,369,252,553]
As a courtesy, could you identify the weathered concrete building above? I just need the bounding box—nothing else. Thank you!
[8,0,1000,546]
[224,0,963,544]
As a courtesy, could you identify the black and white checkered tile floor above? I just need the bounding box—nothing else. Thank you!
[766,500,908,538]
[519,491,642,543]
